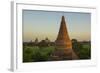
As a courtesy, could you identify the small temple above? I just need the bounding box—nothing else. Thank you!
[53,16,78,60]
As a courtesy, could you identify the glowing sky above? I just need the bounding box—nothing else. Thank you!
[23,10,91,42]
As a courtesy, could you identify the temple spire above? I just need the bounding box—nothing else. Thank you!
[54,16,78,60]
[55,16,72,49]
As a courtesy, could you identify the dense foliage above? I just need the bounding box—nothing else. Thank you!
[23,46,55,62]
[23,41,91,62]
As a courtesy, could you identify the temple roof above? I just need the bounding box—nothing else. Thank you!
[56,16,70,42]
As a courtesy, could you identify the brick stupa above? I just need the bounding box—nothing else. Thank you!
[54,16,78,60]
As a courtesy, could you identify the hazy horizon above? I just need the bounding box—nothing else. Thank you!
[23,10,91,42]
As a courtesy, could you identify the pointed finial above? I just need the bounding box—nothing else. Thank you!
[62,15,64,19]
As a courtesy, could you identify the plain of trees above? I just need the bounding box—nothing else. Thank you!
[23,38,91,62]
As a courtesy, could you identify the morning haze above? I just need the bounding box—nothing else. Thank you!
[23,10,91,42]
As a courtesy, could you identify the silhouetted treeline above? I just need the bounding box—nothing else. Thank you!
[23,42,55,46]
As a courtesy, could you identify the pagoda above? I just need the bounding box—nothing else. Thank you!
[54,16,78,60]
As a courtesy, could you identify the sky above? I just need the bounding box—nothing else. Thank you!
[23,10,91,42]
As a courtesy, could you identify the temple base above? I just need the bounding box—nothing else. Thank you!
[51,47,78,60]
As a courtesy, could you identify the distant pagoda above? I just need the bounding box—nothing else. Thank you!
[54,16,78,60]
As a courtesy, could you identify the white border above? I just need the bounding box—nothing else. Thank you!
[11,1,97,72]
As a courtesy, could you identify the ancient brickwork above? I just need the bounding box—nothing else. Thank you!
[54,16,78,60]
